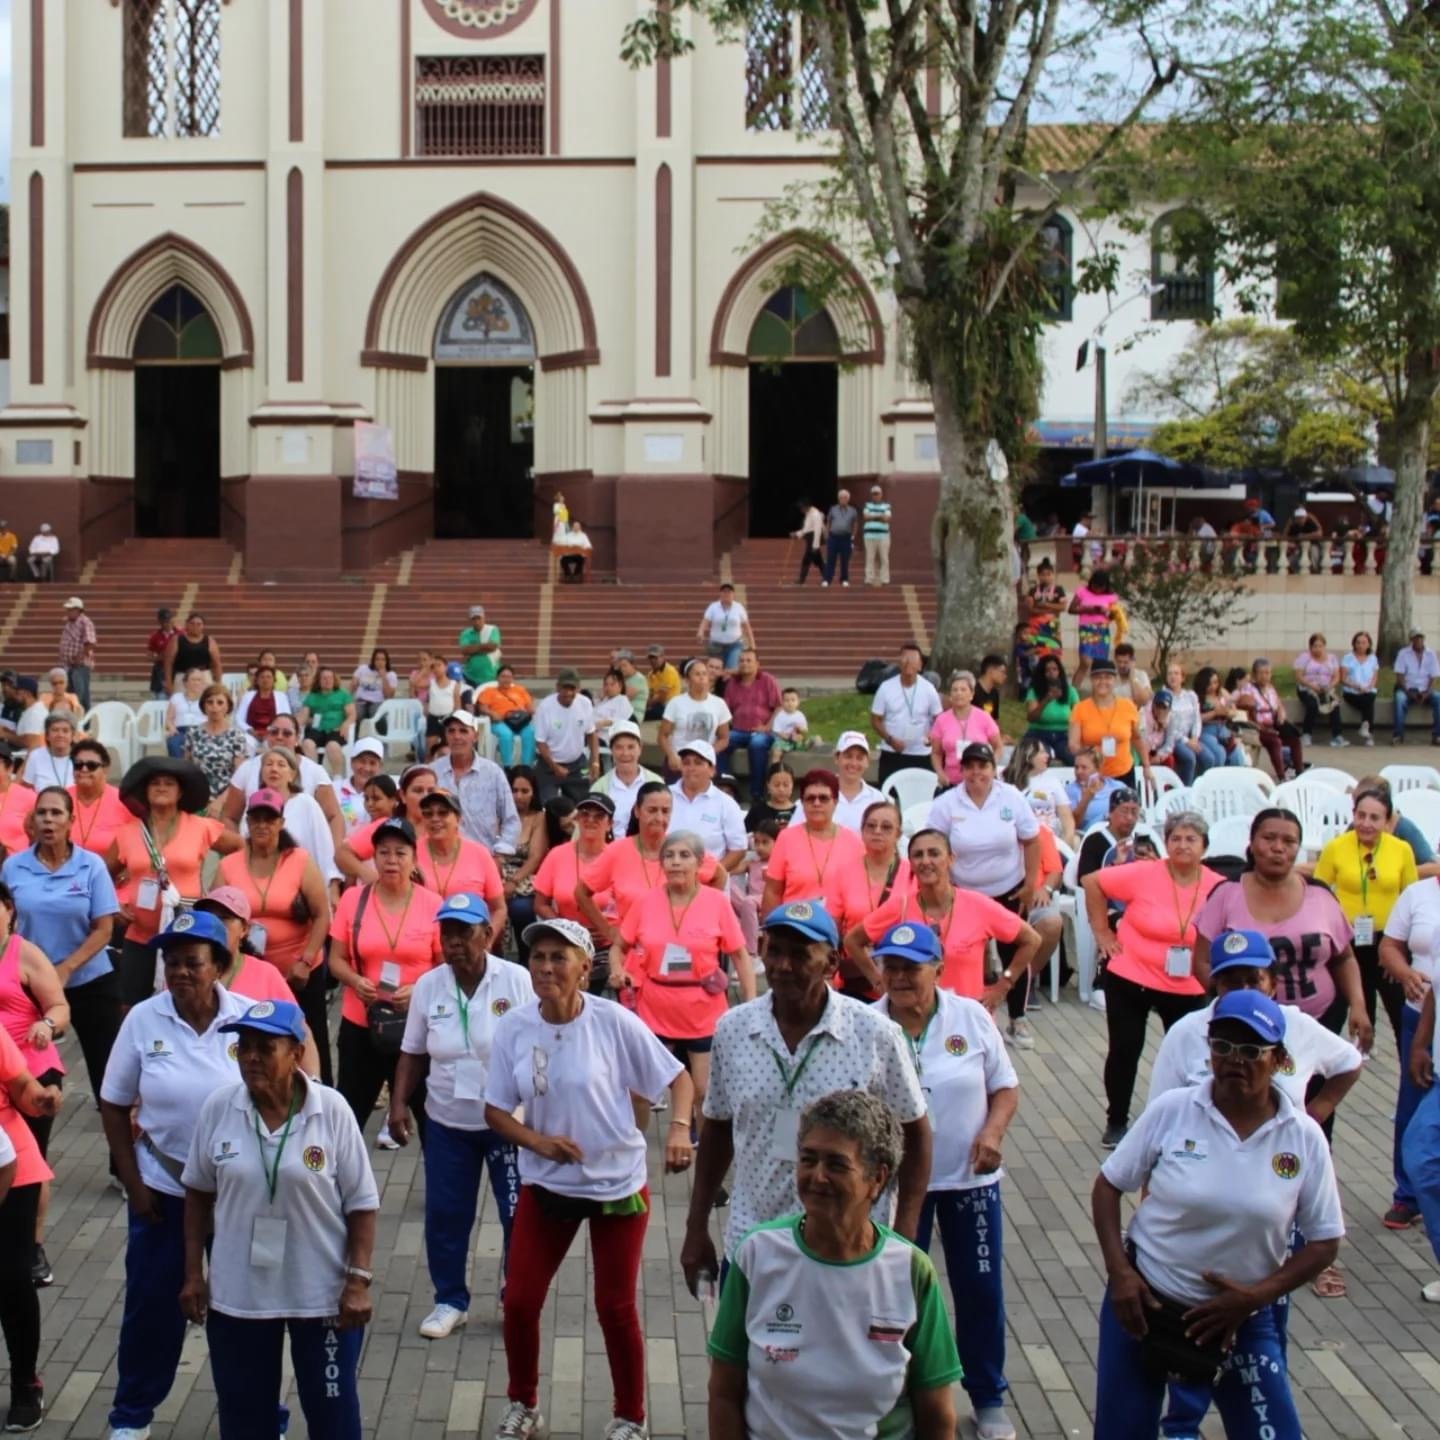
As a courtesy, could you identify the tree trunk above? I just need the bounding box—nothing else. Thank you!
[926,360,1018,678]
[1378,394,1429,659]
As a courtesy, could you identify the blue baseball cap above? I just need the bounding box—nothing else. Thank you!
[1211,990,1286,1046]
[219,999,306,1042]
[437,893,491,926]
[873,921,943,965]
[148,909,230,952]
[761,900,839,948]
[1210,929,1276,976]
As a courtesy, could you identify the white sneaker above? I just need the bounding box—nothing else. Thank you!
[975,1407,1018,1440]
[1005,1018,1035,1050]
[495,1401,546,1438]
[376,1123,400,1151]
[108,1430,152,1440]
[1423,1279,1440,1303]
[419,1303,467,1339]
[1331,736,1350,748]
[1088,990,1108,1013]
[603,1421,649,1440]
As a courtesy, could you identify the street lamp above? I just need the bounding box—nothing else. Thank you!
[1078,281,1167,463]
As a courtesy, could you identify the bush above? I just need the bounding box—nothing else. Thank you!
[1112,542,1254,675]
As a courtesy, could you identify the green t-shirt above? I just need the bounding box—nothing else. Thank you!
[303,688,352,733]
[708,1215,961,1440]
[1029,682,1078,732]
[458,624,502,686]
[623,671,649,721]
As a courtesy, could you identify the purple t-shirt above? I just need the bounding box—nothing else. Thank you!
[1196,878,1353,1020]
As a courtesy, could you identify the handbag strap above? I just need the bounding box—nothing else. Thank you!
[351,883,372,972]
[875,854,902,911]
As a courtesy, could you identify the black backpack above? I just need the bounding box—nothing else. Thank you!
[855,659,898,695]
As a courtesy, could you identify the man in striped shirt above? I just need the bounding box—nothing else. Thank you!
[863,483,892,586]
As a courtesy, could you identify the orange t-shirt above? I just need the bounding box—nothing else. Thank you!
[533,841,611,932]
[67,785,132,857]
[0,784,36,855]
[216,847,313,978]
[475,683,534,721]
[113,814,225,941]
[1070,697,1140,779]
[824,855,915,941]
[765,825,865,905]
[329,883,444,1027]
[583,838,720,923]
[862,888,1023,999]
[416,836,505,910]
[1036,826,1063,887]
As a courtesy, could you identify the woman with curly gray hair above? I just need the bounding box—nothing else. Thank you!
[1082,810,1222,1149]
[707,1088,961,1440]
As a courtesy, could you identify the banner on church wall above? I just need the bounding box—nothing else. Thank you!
[353,421,398,501]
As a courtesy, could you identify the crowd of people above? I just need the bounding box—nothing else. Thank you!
[0,580,1432,1440]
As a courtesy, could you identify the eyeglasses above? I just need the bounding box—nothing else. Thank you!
[803,793,833,804]
[72,760,104,772]
[1207,1037,1277,1061]
[530,1045,549,1097]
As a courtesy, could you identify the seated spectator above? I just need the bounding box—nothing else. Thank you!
[723,649,783,802]
[235,663,292,741]
[12,678,46,752]
[475,665,536,768]
[298,666,356,773]
[1143,689,1198,785]
[1066,748,1122,832]
[27,524,58,581]
[558,518,591,581]
[39,668,81,717]
[424,654,464,757]
[351,647,397,723]
[643,644,681,721]
[593,668,636,735]
[22,711,78,789]
[286,651,321,714]
[770,687,809,752]
[0,519,17,580]
[1111,643,1152,705]
[745,763,797,832]
[1236,657,1306,778]
[165,668,209,759]
[1294,632,1346,748]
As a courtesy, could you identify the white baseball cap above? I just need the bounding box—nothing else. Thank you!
[521,917,596,960]
[348,737,385,762]
[678,739,717,765]
[834,730,871,755]
[444,711,479,731]
[608,720,642,743]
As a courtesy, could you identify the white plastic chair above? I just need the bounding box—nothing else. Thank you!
[133,700,168,756]
[80,702,137,773]
[1271,779,1353,854]
[1139,766,1186,813]
[1398,788,1440,851]
[882,769,940,813]
[1149,786,1199,829]
[221,672,248,703]
[1043,765,1075,791]
[1206,814,1254,859]
[359,698,424,764]
[1300,767,1357,794]
[1380,764,1440,796]
[1190,781,1267,827]
[900,802,932,839]
[1049,837,1077,1003]
[1196,765,1276,798]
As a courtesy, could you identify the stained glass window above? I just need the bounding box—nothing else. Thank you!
[747,287,841,360]
[133,285,222,362]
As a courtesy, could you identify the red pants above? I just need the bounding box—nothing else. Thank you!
[1254,722,1303,777]
[502,1185,649,1421]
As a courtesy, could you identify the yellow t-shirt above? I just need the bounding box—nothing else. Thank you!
[0,531,17,559]
[1314,829,1417,928]
[646,663,681,705]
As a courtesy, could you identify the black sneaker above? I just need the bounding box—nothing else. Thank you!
[5,1381,43,1432]
[1101,1122,1128,1150]
[713,1186,730,1209]
[29,1246,50,1288]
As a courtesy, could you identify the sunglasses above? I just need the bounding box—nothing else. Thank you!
[803,793,833,804]
[72,760,104,772]
[1362,852,1378,881]
[1207,1037,1277,1061]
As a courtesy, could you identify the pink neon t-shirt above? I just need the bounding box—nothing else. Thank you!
[765,825,865,905]
[1094,860,1223,996]
[929,709,1002,785]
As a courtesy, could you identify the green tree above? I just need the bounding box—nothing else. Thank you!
[1143,1,1440,652]
[1112,542,1253,674]
[623,2,1181,675]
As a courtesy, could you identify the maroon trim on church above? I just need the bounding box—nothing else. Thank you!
[90,356,133,372]
[538,347,600,371]
[74,160,268,172]
[360,349,429,372]
[420,0,540,41]
[655,164,672,379]
[656,0,672,138]
[324,156,632,169]
[362,190,599,359]
[287,168,304,382]
[549,0,561,155]
[28,173,43,387]
[695,154,832,166]
[400,0,412,158]
[0,414,87,430]
[30,0,44,148]
[708,229,886,367]
[289,0,304,143]
[86,231,257,366]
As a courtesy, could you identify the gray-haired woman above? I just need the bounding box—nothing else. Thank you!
[707,1089,961,1440]
[1082,811,1223,1148]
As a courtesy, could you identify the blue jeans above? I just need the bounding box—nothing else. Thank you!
[1199,724,1243,770]
[915,1185,1007,1411]
[166,727,193,759]
[824,533,853,583]
[1402,1082,1440,1267]
[68,664,92,712]
[110,1192,190,1430]
[425,1118,521,1310]
[508,894,537,963]
[207,1309,363,1440]
[1096,1291,1301,1439]
[1167,743,1198,785]
[1394,1004,1426,1208]
[1393,688,1440,738]
[708,641,743,670]
[494,721,536,767]
[725,728,775,799]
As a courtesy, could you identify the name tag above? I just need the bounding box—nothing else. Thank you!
[769,1107,800,1163]
[1165,946,1193,979]
[661,943,693,975]
[379,962,402,993]
[453,1057,486,1101]
[137,878,161,910]
[1353,915,1376,946]
[1101,737,1117,758]
[251,1215,288,1269]
[246,922,268,957]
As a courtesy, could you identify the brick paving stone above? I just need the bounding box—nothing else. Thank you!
[8,987,1440,1437]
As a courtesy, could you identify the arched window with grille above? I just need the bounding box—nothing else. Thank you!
[745,5,831,132]
[1039,214,1074,323]
[1150,209,1215,321]
[123,0,222,139]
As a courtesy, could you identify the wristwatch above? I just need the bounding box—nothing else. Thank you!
[344,1265,374,1284]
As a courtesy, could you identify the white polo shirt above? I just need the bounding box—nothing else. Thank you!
[872,990,1017,1191]
[925,779,1039,896]
[1383,877,1440,1017]
[870,675,943,755]
[401,957,535,1131]
[704,600,749,646]
[231,752,333,798]
[21,748,73,789]
[590,766,661,839]
[669,781,747,859]
[485,995,682,1201]
[786,781,886,834]
[101,984,250,1197]
[663,693,732,746]
[1148,1000,1362,1110]
[182,1077,379,1319]
[1102,1080,1345,1305]
[704,990,927,1256]
[533,693,596,764]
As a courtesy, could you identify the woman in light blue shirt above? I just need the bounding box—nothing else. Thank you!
[1340,630,1380,746]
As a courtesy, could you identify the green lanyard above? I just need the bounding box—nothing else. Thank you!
[140,821,170,878]
[902,1002,939,1080]
[772,1038,821,1098]
[455,975,477,1056]
[253,1083,301,1206]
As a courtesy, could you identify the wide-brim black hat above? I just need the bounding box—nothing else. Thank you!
[118,756,213,816]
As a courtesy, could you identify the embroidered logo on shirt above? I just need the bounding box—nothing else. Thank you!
[492,998,512,1016]
[999,807,1014,822]
[303,1146,326,1172]
[765,1303,801,1337]
[1271,1152,1301,1180]
[762,1345,799,1364]
[1171,1138,1209,1162]
[214,1140,238,1163]
[149,1040,171,1056]
[944,1035,968,1056]
[867,1317,908,1343]
[227,1042,240,1061]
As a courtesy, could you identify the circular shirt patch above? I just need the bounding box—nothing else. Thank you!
[303,1146,326,1172]
[775,1303,794,1322]
[1278,1054,1296,1077]
[171,913,196,933]
[784,902,814,921]
[248,1001,276,1019]
[227,1041,239,1060]
[491,998,511,1016]
[1223,932,1250,955]
[1271,1152,1301,1180]
[891,925,917,946]
[450,895,471,910]
[945,1035,968,1057]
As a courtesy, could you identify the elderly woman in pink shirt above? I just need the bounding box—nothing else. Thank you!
[930,671,1002,786]
[1293,632,1346,748]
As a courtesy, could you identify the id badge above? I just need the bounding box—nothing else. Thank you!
[1101,736,1117,758]
[246,922,268,957]
[378,961,402,993]
[769,1107,800,1163]
[1354,915,1376,946]
[453,1057,486,1101]
[1165,946,1193,979]
[136,878,161,910]
[250,1215,288,1269]
[661,943,694,976]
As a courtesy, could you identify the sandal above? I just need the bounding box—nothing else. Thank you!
[1312,1264,1346,1298]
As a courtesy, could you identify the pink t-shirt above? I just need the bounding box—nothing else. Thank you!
[1094,860,1223,995]
[620,885,745,1040]
[533,842,611,932]
[862,888,1022,999]
[824,856,915,941]
[0,936,64,1080]
[584,838,719,923]
[929,708,1002,785]
[416,837,504,910]
[0,1027,51,1188]
[1293,653,1340,691]
[67,785,132,857]
[0,784,36,855]
[1075,585,1117,622]
[765,825,865,904]
[329,883,444,1027]
[1196,878,1353,1020]
[221,954,294,1006]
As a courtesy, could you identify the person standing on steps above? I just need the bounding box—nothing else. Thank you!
[696,583,755,672]
[862,483,893,586]
[792,498,826,585]
[58,597,97,714]
[823,489,859,587]
[163,613,223,692]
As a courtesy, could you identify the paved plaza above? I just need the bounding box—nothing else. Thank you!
[16,972,1440,1440]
